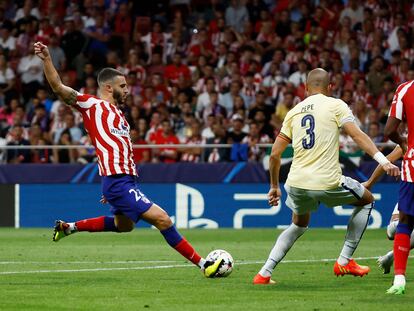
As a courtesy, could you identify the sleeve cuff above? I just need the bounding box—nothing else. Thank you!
[278,132,292,143]
[340,116,355,127]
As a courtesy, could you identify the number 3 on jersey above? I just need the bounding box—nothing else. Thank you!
[301,114,315,149]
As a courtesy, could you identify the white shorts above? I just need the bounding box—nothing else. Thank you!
[284,176,365,215]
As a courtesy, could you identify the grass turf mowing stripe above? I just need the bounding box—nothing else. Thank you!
[2,255,411,275]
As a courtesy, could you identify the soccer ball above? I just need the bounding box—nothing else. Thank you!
[206,249,234,277]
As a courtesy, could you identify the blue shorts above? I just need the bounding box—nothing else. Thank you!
[398,181,414,217]
[102,174,153,223]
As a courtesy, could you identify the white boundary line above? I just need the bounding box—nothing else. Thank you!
[2,255,412,275]
[0,260,182,265]
[14,184,19,229]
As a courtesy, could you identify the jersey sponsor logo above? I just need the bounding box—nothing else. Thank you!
[109,127,129,136]
[109,119,130,137]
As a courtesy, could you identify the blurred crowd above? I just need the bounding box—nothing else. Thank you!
[0,0,413,164]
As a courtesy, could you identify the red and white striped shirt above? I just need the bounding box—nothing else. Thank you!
[73,93,137,176]
[389,80,414,182]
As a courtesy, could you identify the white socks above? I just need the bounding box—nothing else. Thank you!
[338,203,372,265]
[198,258,206,269]
[259,223,307,277]
[394,274,406,287]
[387,220,398,239]
[66,222,77,234]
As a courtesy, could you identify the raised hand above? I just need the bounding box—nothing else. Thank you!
[33,41,50,61]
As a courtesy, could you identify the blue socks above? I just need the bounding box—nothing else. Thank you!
[160,226,183,247]
[396,222,414,235]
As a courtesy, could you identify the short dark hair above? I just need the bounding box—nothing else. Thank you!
[97,68,124,87]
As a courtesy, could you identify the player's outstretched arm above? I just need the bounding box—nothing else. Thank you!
[363,145,403,189]
[343,121,400,177]
[268,134,289,206]
[33,42,77,105]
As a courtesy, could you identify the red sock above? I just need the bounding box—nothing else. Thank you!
[394,233,411,275]
[75,216,106,232]
[174,239,202,265]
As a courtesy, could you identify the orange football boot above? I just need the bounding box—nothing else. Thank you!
[253,273,276,285]
[334,259,370,277]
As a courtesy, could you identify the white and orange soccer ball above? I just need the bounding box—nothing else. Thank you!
[206,249,234,277]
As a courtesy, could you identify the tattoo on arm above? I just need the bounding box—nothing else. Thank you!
[63,89,78,106]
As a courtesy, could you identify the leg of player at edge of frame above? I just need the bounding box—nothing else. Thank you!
[377,206,414,275]
[252,211,309,285]
[253,187,375,285]
[52,204,223,278]
[332,188,374,278]
[386,210,414,295]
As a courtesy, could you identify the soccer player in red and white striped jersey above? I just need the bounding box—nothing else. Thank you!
[384,79,414,294]
[33,42,223,277]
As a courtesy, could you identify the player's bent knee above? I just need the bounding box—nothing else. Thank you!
[141,204,173,230]
[155,212,173,230]
[117,222,134,232]
[353,193,374,206]
[115,215,135,232]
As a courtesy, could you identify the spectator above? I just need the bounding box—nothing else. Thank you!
[367,56,392,98]
[152,120,180,163]
[60,16,87,70]
[367,121,383,143]
[31,104,49,133]
[0,98,20,126]
[48,34,66,71]
[248,90,274,122]
[225,0,249,33]
[14,0,40,22]
[241,121,271,162]
[196,78,222,118]
[35,17,55,45]
[121,50,146,84]
[201,91,227,124]
[0,22,16,57]
[204,121,229,163]
[221,80,247,116]
[111,2,133,57]
[141,21,171,63]
[79,76,97,96]
[53,113,82,144]
[201,114,216,140]
[164,52,191,85]
[0,54,16,105]
[6,125,31,163]
[227,113,247,144]
[339,0,363,29]
[16,19,36,57]
[288,59,308,87]
[130,128,150,164]
[52,129,76,163]
[181,119,203,162]
[84,13,111,68]
[17,42,44,103]
[254,110,274,138]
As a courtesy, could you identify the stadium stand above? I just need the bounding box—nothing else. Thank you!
[0,0,413,164]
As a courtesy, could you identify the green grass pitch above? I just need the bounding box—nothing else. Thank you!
[0,228,413,310]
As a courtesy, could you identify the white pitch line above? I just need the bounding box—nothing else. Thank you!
[0,260,182,265]
[2,255,412,275]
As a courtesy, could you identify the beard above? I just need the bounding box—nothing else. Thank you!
[113,89,124,105]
